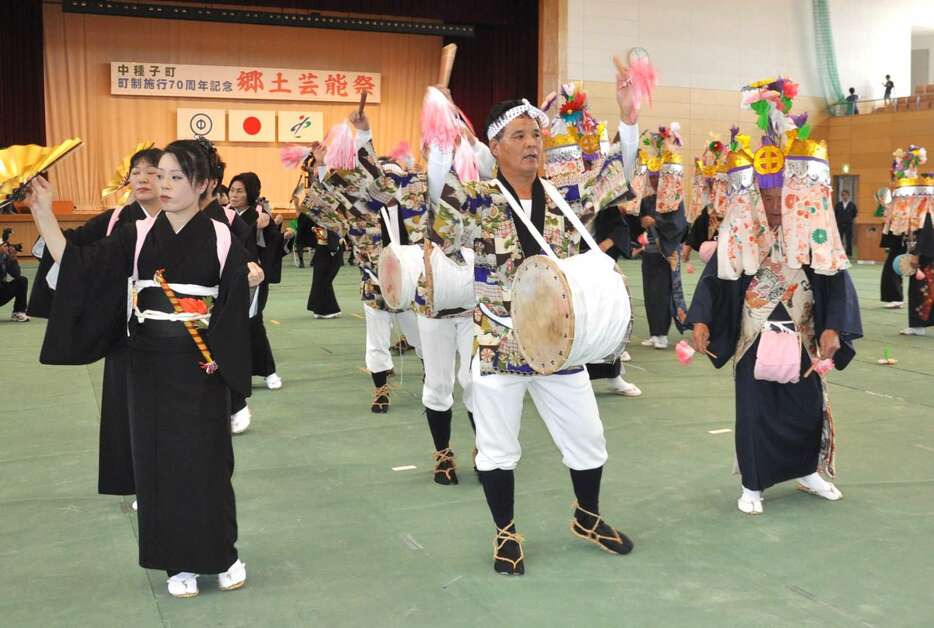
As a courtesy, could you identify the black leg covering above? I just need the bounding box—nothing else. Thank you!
[425,407,453,451]
[570,466,603,514]
[479,469,515,529]
[371,370,389,388]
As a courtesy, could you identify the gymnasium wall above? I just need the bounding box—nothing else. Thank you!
[42,3,441,211]
[812,108,934,259]
[546,0,919,222]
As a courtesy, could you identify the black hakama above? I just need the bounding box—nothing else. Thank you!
[908,257,934,328]
[686,251,862,491]
[29,202,147,495]
[238,206,283,377]
[908,215,934,328]
[639,195,687,336]
[40,211,250,574]
[879,233,906,304]
[307,237,342,316]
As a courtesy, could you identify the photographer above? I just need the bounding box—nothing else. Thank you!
[0,228,29,322]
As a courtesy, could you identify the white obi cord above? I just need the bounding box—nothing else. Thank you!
[131,281,218,324]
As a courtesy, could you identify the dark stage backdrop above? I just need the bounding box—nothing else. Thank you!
[1,0,45,146]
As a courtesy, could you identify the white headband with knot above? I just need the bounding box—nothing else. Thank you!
[486,99,549,141]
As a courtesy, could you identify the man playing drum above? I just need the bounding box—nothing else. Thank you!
[370,132,495,486]
[428,60,645,575]
[301,113,423,414]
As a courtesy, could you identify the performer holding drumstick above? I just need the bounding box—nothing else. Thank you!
[428,51,652,575]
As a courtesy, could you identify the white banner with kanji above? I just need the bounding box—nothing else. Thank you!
[111,62,381,103]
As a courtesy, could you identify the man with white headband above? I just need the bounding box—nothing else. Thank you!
[428,66,643,575]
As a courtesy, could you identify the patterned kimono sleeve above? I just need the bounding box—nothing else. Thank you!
[301,176,353,239]
[430,170,482,256]
[399,172,430,244]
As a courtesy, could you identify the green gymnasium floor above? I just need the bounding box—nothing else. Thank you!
[1,259,932,627]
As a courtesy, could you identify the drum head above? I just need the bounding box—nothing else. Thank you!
[510,256,574,375]
[377,246,406,310]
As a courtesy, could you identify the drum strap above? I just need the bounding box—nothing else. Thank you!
[494,179,605,260]
[539,179,603,254]
[379,206,402,246]
[492,180,558,260]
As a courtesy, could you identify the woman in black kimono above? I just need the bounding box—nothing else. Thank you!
[229,172,284,390]
[200,149,261,434]
[305,216,342,318]
[25,140,255,598]
[28,147,163,502]
[879,230,906,308]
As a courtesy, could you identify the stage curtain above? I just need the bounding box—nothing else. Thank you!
[42,3,440,211]
[1,0,45,147]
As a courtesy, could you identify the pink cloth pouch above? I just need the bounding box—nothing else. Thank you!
[753,323,801,384]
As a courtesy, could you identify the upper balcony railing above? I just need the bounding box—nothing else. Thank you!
[828,86,934,117]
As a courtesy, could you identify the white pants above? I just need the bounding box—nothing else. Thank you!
[417,315,474,413]
[363,304,422,373]
[471,357,608,471]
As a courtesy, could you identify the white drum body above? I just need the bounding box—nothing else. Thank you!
[377,243,423,310]
[510,250,632,375]
[429,245,476,311]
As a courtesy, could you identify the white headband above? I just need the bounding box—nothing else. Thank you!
[486,99,549,140]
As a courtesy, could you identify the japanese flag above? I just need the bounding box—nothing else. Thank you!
[177,108,226,141]
[277,111,324,143]
[228,109,276,142]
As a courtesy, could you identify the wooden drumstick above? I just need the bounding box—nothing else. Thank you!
[358,90,368,115]
[612,55,629,80]
[437,43,458,88]
[705,349,718,360]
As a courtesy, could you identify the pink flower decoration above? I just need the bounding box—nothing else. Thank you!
[813,358,834,375]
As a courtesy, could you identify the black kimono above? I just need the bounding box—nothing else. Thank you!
[686,252,863,491]
[585,206,631,380]
[879,232,906,304]
[40,211,250,574]
[307,222,342,316]
[639,194,688,336]
[29,201,148,496]
[237,205,284,377]
[204,200,256,416]
[204,200,257,262]
[909,215,934,328]
[685,207,712,252]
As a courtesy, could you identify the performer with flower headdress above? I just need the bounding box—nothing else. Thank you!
[687,77,863,516]
[636,123,689,349]
[23,139,266,597]
[545,83,641,397]
[427,52,652,575]
[886,145,934,335]
[28,143,163,501]
[683,135,729,270]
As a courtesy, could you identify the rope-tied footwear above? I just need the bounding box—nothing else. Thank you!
[569,501,633,555]
[432,448,459,485]
[493,521,525,575]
